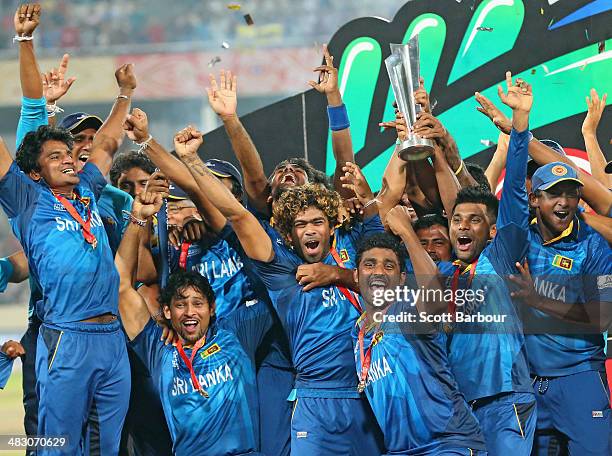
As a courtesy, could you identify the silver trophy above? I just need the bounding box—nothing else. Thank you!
[385,36,435,161]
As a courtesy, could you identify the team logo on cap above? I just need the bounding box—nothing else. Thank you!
[551,165,568,176]
[552,255,573,271]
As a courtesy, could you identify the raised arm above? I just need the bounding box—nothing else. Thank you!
[386,205,446,315]
[206,71,270,214]
[581,89,610,189]
[15,4,42,100]
[431,144,460,217]
[87,64,136,176]
[117,191,162,340]
[309,44,355,199]
[123,109,226,233]
[174,131,274,263]
[484,132,510,192]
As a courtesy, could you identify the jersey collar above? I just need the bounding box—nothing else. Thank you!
[530,216,580,245]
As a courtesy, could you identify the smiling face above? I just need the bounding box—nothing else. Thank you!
[530,181,581,241]
[356,247,406,309]
[31,139,80,190]
[450,203,494,264]
[270,162,309,195]
[163,285,215,345]
[71,128,97,172]
[290,206,334,263]
[416,224,452,262]
[117,166,152,198]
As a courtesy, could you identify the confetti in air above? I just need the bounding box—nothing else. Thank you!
[244,14,254,25]
[476,26,493,32]
[221,41,230,49]
[227,4,241,10]
[480,139,494,147]
[208,56,221,68]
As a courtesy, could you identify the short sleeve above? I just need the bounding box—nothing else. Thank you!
[78,163,108,201]
[583,234,612,303]
[0,351,15,389]
[128,319,164,375]
[251,241,301,291]
[0,162,41,218]
[16,96,48,149]
[219,300,273,358]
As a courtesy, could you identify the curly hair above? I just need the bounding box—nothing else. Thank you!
[16,125,74,174]
[272,183,342,242]
[159,269,216,315]
[109,150,156,186]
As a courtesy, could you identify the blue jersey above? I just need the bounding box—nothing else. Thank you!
[253,215,384,394]
[353,302,486,454]
[0,162,119,323]
[16,96,48,149]
[97,184,132,255]
[168,224,268,318]
[129,302,272,456]
[0,351,15,389]
[446,128,532,402]
[525,219,612,376]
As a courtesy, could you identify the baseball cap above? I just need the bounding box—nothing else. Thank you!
[167,182,189,201]
[527,139,567,178]
[58,112,103,134]
[205,159,243,190]
[605,160,612,174]
[531,162,583,193]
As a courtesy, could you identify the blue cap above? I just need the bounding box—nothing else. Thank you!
[58,112,103,134]
[204,159,243,190]
[167,182,189,200]
[531,162,583,193]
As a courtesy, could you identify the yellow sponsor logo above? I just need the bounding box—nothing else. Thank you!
[200,343,221,360]
[340,249,350,263]
[551,165,568,176]
[552,255,573,271]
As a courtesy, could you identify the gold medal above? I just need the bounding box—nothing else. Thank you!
[357,381,366,393]
[198,387,209,398]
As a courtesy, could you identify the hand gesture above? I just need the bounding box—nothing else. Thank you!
[206,70,237,119]
[380,111,409,141]
[414,77,431,113]
[582,88,607,136]
[181,216,206,243]
[144,171,169,199]
[412,112,446,141]
[42,54,77,104]
[173,126,203,158]
[509,261,537,303]
[159,324,177,345]
[14,4,41,36]
[308,45,339,97]
[385,205,413,237]
[340,162,374,205]
[1,340,26,359]
[133,190,163,220]
[475,91,512,135]
[498,71,532,113]
[296,263,339,292]
[123,108,149,143]
[115,63,137,91]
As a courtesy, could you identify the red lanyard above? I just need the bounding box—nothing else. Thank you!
[176,337,209,398]
[54,192,97,249]
[179,241,191,270]
[356,315,382,393]
[329,247,363,314]
[449,259,478,316]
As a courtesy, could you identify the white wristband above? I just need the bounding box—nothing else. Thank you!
[135,135,153,153]
[13,35,33,43]
[362,198,380,209]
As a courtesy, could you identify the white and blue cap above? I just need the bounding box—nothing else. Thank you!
[58,112,103,134]
[531,161,583,193]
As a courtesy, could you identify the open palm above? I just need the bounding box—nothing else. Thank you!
[207,70,237,118]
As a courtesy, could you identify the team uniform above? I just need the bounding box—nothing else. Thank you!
[0,161,129,454]
[129,300,273,455]
[444,128,536,455]
[252,214,385,456]
[0,350,16,389]
[525,216,612,455]
[168,220,294,456]
[13,96,144,454]
[353,300,487,455]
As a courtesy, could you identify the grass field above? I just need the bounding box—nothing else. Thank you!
[0,368,25,456]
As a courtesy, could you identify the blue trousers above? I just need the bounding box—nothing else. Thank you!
[257,364,293,456]
[290,395,384,456]
[531,370,611,455]
[472,392,536,456]
[36,320,130,455]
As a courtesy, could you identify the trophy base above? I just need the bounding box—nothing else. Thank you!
[397,136,435,161]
